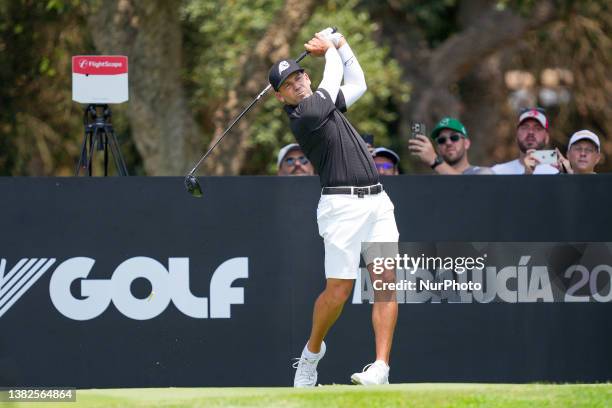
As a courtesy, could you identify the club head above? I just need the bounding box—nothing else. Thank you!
[184,174,203,198]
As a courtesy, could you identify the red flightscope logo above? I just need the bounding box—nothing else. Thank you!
[0,257,248,320]
[72,56,128,75]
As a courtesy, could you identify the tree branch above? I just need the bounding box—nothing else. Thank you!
[428,0,558,87]
[87,0,202,175]
[412,0,559,124]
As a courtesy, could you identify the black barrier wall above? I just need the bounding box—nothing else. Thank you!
[0,176,611,387]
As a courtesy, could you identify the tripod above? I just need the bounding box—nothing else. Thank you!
[75,104,129,176]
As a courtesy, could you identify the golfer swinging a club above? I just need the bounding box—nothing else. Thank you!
[269,28,399,386]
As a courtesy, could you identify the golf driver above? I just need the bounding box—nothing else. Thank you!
[184,28,337,197]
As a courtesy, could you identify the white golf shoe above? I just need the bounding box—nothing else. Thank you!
[292,341,326,387]
[350,360,390,385]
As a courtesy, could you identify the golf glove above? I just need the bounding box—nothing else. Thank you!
[318,27,344,48]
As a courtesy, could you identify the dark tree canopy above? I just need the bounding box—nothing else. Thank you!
[1,0,609,175]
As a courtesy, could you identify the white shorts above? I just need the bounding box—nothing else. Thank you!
[316,188,399,280]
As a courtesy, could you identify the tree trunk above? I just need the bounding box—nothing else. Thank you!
[87,0,201,175]
[455,0,514,165]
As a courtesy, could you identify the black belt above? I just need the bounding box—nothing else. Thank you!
[321,184,383,198]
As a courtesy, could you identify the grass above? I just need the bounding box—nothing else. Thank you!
[2,383,610,408]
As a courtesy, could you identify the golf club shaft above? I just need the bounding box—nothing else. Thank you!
[295,50,309,63]
[188,50,310,175]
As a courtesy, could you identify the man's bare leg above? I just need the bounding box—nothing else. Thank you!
[306,278,354,353]
[368,265,397,364]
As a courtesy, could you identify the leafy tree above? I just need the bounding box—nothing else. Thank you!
[183,0,405,175]
[183,0,406,174]
[1,0,609,175]
[363,0,610,171]
[0,0,141,176]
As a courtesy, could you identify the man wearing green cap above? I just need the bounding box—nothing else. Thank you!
[408,117,493,175]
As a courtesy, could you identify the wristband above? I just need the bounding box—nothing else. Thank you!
[430,156,444,169]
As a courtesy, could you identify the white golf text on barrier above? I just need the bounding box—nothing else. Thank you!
[48,256,248,320]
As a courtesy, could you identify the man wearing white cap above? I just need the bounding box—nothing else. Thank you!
[556,130,601,174]
[491,108,558,175]
[372,147,400,175]
[277,143,315,176]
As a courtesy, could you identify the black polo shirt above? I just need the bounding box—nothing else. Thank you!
[284,88,379,187]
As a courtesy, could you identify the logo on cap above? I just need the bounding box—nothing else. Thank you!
[518,109,548,129]
[278,61,290,75]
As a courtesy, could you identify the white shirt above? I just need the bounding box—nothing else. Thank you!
[491,159,559,175]
[463,166,494,175]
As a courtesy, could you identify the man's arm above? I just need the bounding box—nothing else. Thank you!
[315,29,367,109]
[336,39,367,109]
[554,147,574,174]
[408,135,462,175]
[305,33,343,103]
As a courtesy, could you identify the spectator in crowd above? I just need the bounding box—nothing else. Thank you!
[372,147,400,175]
[361,134,375,154]
[556,130,601,174]
[491,108,558,175]
[277,143,315,176]
[408,117,493,174]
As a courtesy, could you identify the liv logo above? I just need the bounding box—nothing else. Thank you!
[0,258,57,318]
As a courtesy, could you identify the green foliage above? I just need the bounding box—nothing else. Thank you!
[361,0,460,47]
[46,0,80,13]
[183,0,283,105]
[253,0,407,174]
[0,0,81,175]
[184,0,407,174]
[3,0,609,175]
[0,0,142,176]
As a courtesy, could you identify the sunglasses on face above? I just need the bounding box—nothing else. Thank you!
[375,162,394,170]
[436,134,463,145]
[285,156,310,166]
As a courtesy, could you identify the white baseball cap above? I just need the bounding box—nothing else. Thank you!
[277,143,302,168]
[373,147,400,164]
[518,108,549,129]
[568,130,600,152]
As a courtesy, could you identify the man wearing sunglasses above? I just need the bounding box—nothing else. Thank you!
[277,143,315,176]
[556,130,602,174]
[269,29,399,387]
[409,117,492,174]
[373,147,400,175]
[491,108,558,175]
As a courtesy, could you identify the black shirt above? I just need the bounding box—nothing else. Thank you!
[284,88,379,187]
